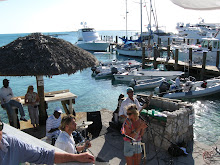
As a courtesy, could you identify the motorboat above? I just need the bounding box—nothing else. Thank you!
[92,59,141,79]
[116,40,153,57]
[75,27,110,51]
[160,77,220,99]
[114,69,184,82]
[130,77,166,90]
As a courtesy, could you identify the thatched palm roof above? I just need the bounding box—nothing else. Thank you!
[0,33,98,76]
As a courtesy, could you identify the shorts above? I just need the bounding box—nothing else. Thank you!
[124,141,142,157]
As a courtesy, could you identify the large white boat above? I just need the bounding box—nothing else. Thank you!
[114,69,184,82]
[75,27,110,52]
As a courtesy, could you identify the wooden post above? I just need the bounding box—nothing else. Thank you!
[183,38,185,43]
[36,76,48,125]
[142,46,145,69]
[168,38,170,45]
[216,51,219,67]
[174,49,179,70]
[116,36,118,44]
[189,48,192,67]
[110,44,113,53]
[101,35,102,40]
[153,47,158,69]
[167,45,170,62]
[187,39,190,45]
[200,52,207,80]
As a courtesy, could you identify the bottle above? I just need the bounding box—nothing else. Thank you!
[152,110,155,116]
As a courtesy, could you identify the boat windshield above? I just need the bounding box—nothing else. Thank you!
[82,28,95,32]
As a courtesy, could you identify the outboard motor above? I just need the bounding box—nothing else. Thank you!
[159,81,170,97]
[111,67,118,74]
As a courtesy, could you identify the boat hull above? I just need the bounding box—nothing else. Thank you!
[133,77,166,90]
[163,79,220,99]
[114,70,184,82]
[76,42,110,51]
[116,48,152,57]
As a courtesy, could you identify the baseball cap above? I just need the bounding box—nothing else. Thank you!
[3,79,9,82]
[127,87,134,92]
[54,107,63,113]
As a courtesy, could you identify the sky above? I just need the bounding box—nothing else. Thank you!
[0,0,220,34]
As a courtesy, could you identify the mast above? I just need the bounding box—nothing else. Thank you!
[148,0,152,46]
[140,0,143,47]
[126,0,128,39]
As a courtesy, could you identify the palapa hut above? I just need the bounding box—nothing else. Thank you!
[0,33,98,125]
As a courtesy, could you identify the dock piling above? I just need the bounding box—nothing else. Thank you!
[216,51,219,68]
[174,49,179,70]
[189,48,192,67]
[142,46,146,69]
[200,52,207,80]
[153,47,158,69]
[167,45,170,61]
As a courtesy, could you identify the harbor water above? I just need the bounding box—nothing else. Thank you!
[0,31,219,146]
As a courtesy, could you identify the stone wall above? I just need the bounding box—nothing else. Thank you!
[137,94,194,150]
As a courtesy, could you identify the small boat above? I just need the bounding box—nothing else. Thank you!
[114,69,184,82]
[91,59,141,79]
[75,26,110,52]
[130,77,166,90]
[161,78,220,99]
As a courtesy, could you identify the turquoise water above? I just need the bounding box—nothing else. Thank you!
[0,31,219,145]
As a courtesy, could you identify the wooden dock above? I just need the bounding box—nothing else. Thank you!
[143,47,220,80]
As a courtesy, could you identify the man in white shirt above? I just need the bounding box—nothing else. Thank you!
[55,114,91,154]
[119,87,147,123]
[0,79,27,127]
[46,107,62,141]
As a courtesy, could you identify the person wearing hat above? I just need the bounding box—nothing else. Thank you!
[46,107,63,142]
[0,120,95,164]
[0,79,27,127]
[119,87,148,124]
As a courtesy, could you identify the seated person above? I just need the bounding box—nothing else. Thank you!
[175,76,180,88]
[55,115,91,154]
[0,120,95,164]
[0,79,27,127]
[46,107,62,143]
[184,81,193,92]
[201,81,207,88]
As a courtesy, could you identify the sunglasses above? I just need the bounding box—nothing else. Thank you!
[0,122,4,131]
[127,91,133,93]
[127,113,133,116]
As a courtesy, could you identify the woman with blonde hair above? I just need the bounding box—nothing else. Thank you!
[121,104,147,165]
[25,85,40,130]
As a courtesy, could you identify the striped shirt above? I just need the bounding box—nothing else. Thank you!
[46,115,61,138]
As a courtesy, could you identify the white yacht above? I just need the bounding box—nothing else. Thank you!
[75,27,110,52]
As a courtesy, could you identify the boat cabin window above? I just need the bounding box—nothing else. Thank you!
[213,41,218,49]
[201,40,209,48]
[82,28,95,32]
